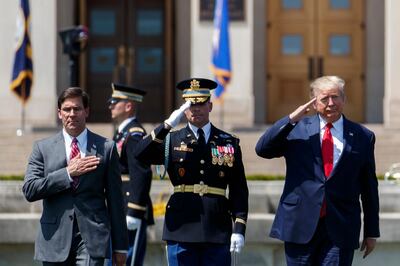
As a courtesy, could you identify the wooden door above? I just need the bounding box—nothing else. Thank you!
[82,0,174,122]
[266,0,365,122]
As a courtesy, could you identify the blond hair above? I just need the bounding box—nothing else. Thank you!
[310,76,345,98]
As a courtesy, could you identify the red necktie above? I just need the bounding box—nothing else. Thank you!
[322,123,334,178]
[70,138,80,189]
[320,123,333,217]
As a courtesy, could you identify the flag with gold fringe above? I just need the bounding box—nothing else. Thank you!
[10,0,33,104]
[210,0,231,100]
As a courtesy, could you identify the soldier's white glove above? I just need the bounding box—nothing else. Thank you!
[230,233,245,253]
[164,101,191,128]
[126,216,142,231]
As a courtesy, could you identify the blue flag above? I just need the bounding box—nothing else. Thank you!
[10,0,33,104]
[211,0,231,100]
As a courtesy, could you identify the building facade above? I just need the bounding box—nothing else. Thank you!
[0,0,397,130]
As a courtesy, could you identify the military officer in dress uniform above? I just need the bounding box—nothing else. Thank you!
[134,78,249,266]
[108,83,153,266]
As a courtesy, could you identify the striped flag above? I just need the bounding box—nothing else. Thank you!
[210,0,231,100]
[10,0,33,104]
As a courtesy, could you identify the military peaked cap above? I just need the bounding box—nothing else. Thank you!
[176,78,217,104]
[109,83,146,104]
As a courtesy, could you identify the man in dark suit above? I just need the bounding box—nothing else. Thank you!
[23,87,128,266]
[108,83,153,266]
[255,76,380,265]
[135,78,249,266]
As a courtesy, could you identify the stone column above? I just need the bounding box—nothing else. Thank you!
[384,0,400,128]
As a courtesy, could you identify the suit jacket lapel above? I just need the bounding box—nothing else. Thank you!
[306,115,326,180]
[330,117,354,177]
[54,131,67,167]
[86,130,98,157]
[307,115,323,165]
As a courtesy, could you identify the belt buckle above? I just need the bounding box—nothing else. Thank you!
[194,181,208,196]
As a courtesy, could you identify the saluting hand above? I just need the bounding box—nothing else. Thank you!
[164,101,191,128]
[289,97,316,123]
[67,154,100,176]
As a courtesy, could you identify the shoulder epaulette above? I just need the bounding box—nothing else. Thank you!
[170,128,179,133]
[231,133,239,139]
[219,133,233,139]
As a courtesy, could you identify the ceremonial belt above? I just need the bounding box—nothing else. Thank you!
[173,182,226,197]
[121,175,130,182]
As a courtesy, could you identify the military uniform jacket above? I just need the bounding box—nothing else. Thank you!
[135,123,248,244]
[114,118,154,224]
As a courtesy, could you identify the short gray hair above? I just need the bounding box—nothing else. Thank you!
[310,76,345,98]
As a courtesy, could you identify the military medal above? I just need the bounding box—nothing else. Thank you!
[227,145,235,167]
[217,146,224,165]
[211,147,218,165]
[223,146,230,165]
[228,156,234,167]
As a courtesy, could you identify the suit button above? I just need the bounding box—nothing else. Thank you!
[200,160,205,164]
[200,170,204,175]
[126,192,130,196]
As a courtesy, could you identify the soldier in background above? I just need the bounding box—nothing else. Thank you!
[135,78,248,266]
[108,83,153,266]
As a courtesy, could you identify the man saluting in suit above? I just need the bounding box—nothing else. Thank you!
[23,87,128,266]
[256,76,380,265]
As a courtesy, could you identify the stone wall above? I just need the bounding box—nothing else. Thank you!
[1,181,400,265]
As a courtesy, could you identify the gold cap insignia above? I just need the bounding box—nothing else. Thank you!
[190,79,200,90]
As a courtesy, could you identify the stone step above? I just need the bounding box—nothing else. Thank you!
[1,212,399,244]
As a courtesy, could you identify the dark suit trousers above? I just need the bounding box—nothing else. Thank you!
[284,218,354,266]
[42,216,104,266]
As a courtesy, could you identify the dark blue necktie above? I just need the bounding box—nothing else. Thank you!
[197,128,206,147]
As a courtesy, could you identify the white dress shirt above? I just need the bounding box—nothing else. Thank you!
[188,122,211,143]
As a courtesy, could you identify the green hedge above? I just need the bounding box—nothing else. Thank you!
[0,175,24,181]
[1,174,384,181]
